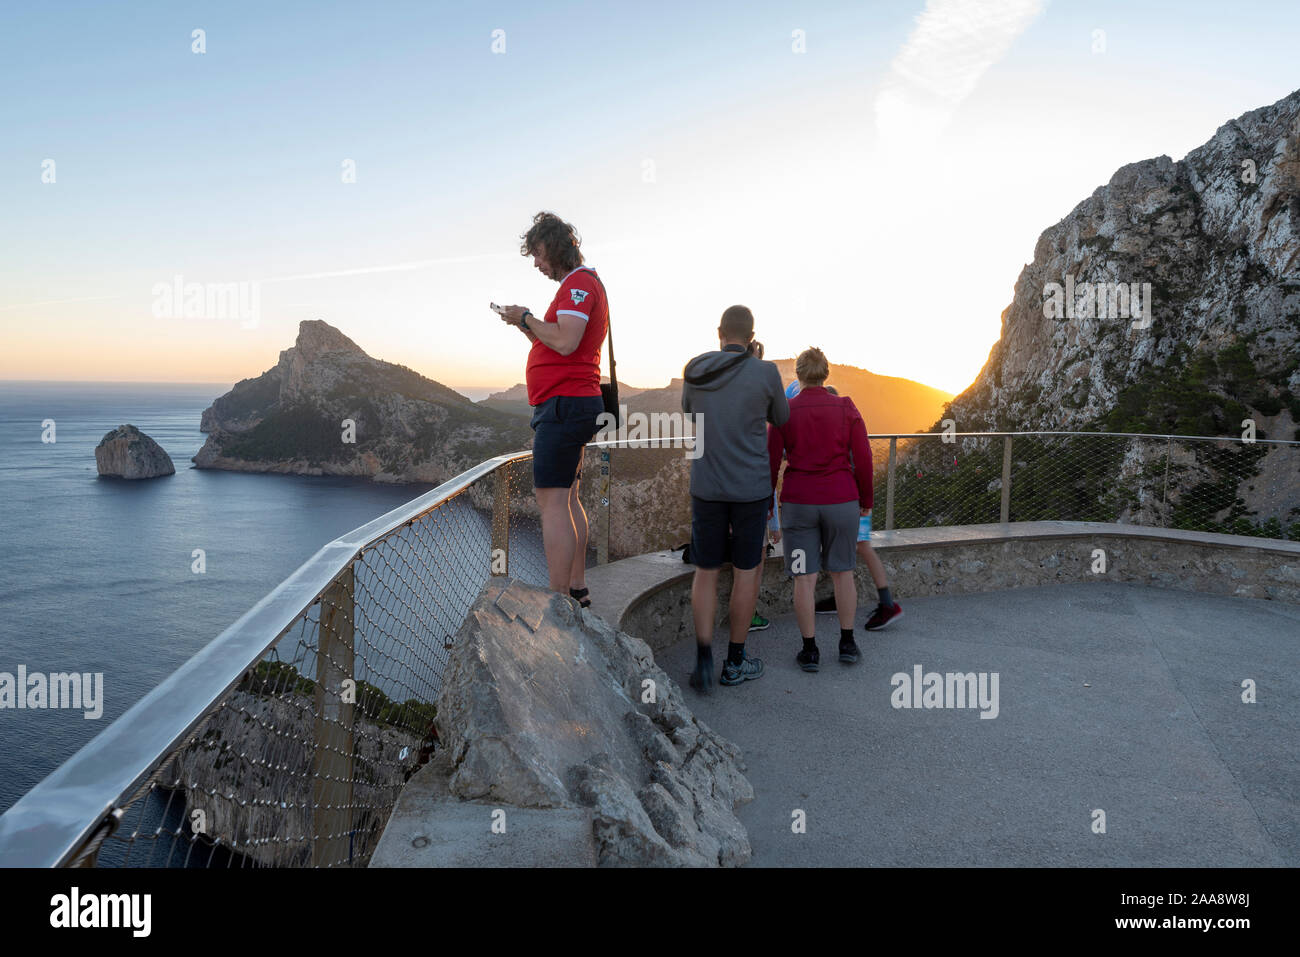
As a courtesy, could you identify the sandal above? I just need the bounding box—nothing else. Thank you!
[569,587,591,608]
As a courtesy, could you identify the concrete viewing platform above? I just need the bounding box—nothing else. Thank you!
[657,582,1299,866]
[589,522,1300,865]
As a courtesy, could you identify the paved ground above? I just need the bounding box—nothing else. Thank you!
[657,582,1300,867]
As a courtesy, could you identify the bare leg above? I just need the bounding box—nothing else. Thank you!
[568,477,588,591]
[793,573,817,637]
[832,569,856,630]
[536,486,576,594]
[692,567,720,648]
[728,564,763,646]
[858,540,890,590]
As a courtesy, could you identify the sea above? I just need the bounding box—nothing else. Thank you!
[0,381,443,819]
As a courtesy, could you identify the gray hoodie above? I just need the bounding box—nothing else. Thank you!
[681,344,790,502]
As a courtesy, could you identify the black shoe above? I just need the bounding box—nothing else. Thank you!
[689,658,714,693]
[796,646,820,672]
[815,595,837,615]
[838,638,861,663]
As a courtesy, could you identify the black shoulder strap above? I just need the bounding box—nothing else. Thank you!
[577,267,614,389]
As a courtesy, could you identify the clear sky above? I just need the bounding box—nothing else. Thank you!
[2,0,1297,396]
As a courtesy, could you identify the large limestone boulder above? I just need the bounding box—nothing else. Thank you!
[436,578,754,866]
[95,424,175,479]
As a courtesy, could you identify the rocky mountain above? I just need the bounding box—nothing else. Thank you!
[479,380,645,418]
[889,89,1300,540]
[481,362,952,435]
[943,88,1300,439]
[771,360,954,433]
[620,364,951,431]
[195,320,533,483]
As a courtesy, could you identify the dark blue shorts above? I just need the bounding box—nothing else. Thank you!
[530,394,603,488]
[690,496,769,571]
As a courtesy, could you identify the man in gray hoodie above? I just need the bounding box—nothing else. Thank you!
[682,305,789,692]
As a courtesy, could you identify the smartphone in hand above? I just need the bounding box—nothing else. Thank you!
[489,302,505,315]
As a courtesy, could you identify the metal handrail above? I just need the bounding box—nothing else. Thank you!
[863,431,1298,444]
[0,449,536,868]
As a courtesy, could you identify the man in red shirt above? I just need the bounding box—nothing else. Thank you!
[499,212,608,604]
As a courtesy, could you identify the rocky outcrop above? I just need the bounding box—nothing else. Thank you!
[195,319,534,483]
[94,424,175,479]
[437,578,753,866]
[944,88,1300,436]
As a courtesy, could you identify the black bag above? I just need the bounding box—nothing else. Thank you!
[579,268,619,426]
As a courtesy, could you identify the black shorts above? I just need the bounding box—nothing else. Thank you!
[530,394,602,488]
[690,496,769,571]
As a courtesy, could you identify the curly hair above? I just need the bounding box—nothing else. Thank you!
[520,211,583,272]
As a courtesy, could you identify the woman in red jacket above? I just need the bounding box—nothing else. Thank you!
[767,347,874,671]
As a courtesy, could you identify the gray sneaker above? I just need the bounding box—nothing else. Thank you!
[719,653,764,686]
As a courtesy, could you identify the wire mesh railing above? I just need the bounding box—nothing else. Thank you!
[0,431,1295,869]
[876,432,1299,539]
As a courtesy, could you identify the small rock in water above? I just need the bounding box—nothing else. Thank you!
[95,424,176,480]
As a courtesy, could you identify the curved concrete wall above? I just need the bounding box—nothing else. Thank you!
[605,522,1300,653]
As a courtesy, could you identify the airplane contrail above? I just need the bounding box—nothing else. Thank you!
[0,240,644,311]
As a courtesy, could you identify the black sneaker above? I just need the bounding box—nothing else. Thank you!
[689,658,714,693]
[815,596,837,615]
[719,653,764,686]
[796,645,820,672]
[838,637,861,663]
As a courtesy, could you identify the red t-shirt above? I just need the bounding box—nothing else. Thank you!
[525,266,608,406]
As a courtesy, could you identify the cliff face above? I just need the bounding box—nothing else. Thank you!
[945,88,1300,438]
[195,320,533,483]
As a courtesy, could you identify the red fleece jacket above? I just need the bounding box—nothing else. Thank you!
[767,386,873,508]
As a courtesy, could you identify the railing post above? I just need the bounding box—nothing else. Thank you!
[1160,436,1173,527]
[313,562,355,868]
[597,448,611,565]
[490,466,510,576]
[1000,435,1013,524]
[885,437,897,531]
[67,808,123,868]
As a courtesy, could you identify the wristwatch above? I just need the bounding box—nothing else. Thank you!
[519,310,534,329]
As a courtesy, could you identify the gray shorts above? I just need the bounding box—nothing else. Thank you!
[780,500,860,575]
